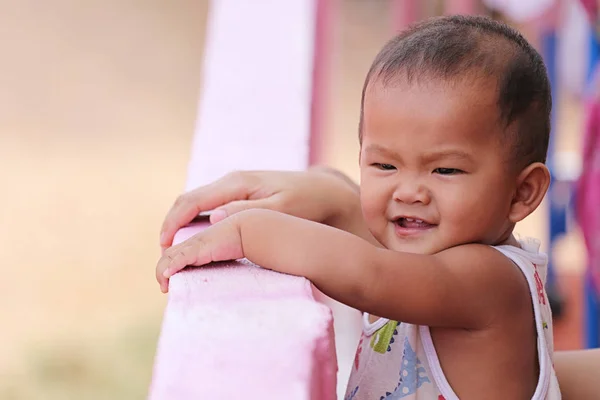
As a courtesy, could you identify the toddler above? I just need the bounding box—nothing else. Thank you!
[157,15,560,399]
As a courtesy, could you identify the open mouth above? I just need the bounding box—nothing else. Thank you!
[394,217,436,229]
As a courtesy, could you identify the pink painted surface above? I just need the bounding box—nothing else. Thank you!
[148,1,338,398]
[149,223,338,399]
[445,0,480,15]
[308,0,334,166]
[577,95,600,294]
[392,0,420,32]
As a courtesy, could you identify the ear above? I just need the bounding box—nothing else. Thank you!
[508,162,550,223]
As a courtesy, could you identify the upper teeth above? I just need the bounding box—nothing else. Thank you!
[404,218,423,223]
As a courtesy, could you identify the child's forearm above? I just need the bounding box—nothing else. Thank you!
[237,209,448,324]
[310,165,360,193]
[309,167,380,246]
[237,209,377,307]
[235,209,517,329]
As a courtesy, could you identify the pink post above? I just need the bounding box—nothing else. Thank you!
[309,0,334,166]
[391,0,420,32]
[148,1,338,399]
[445,0,480,15]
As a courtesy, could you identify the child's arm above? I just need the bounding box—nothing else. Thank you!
[159,168,377,251]
[554,349,600,400]
[157,209,526,329]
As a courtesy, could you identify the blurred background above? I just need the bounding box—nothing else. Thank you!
[0,0,596,398]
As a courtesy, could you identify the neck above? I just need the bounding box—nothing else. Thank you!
[499,233,520,248]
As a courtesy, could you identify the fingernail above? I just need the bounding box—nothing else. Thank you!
[163,269,170,278]
[210,209,228,223]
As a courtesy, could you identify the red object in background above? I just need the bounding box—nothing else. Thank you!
[308,0,335,166]
[444,0,480,15]
[576,75,600,295]
[579,0,598,22]
[391,0,420,32]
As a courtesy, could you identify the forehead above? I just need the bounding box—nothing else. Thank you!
[362,78,503,150]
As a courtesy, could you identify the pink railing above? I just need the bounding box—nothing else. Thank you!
[148,1,338,399]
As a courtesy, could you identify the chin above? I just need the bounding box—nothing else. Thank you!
[384,239,437,255]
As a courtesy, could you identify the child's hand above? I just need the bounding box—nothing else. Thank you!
[159,169,360,251]
[156,217,244,293]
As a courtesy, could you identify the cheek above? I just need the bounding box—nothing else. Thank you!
[438,194,479,223]
[437,178,510,228]
[360,191,380,222]
[360,178,389,222]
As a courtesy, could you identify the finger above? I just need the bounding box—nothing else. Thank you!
[210,197,281,224]
[160,173,253,248]
[162,240,214,279]
[162,252,187,279]
[156,257,170,293]
[157,241,186,287]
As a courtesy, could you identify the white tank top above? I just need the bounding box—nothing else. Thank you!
[344,239,561,399]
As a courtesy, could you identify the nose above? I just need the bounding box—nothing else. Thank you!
[392,177,431,205]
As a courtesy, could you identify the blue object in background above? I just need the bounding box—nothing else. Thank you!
[585,26,600,349]
[540,29,561,295]
[540,23,600,348]
[586,273,599,348]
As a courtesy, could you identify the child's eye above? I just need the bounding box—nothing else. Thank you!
[433,168,463,175]
[373,163,396,171]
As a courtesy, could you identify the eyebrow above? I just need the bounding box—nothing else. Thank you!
[420,149,474,163]
[364,144,473,163]
[363,144,401,159]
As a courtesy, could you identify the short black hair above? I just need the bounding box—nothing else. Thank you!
[359,15,551,168]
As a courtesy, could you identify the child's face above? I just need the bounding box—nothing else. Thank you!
[359,78,517,254]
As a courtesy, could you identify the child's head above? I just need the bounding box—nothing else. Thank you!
[358,15,551,254]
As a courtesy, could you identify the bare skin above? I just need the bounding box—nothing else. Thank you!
[356,79,549,398]
[158,168,594,399]
[157,77,552,399]
[553,349,600,399]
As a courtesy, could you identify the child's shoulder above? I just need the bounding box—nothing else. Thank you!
[433,241,529,276]
[435,238,546,274]
[433,240,543,313]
